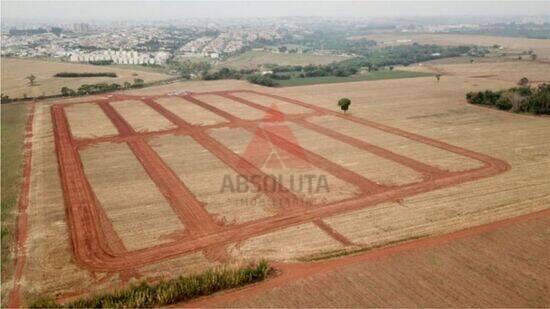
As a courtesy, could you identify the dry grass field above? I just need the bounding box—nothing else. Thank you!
[220,51,349,69]
[359,33,550,60]
[0,58,171,98]
[5,59,550,307]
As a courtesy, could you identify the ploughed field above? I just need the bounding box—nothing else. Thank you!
[9,60,550,305]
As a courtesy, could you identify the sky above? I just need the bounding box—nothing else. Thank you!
[2,1,550,22]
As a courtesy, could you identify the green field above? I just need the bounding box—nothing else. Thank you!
[276,70,434,87]
[221,51,349,70]
[1,103,29,286]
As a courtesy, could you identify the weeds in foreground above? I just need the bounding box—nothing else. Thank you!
[31,261,271,308]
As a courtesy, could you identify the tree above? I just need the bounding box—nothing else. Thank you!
[518,77,529,86]
[60,87,76,96]
[132,78,144,88]
[435,74,442,82]
[389,66,394,71]
[470,59,474,64]
[26,74,37,86]
[124,81,132,89]
[338,98,351,113]
[531,54,538,61]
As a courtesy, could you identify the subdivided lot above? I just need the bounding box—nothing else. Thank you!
[276,70,434,87]
[8,61,550,306]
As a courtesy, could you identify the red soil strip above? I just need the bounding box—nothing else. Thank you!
[7,103,35,308]
[142,97,307,214]
[186,207,550,308]
[48,91,510,273]
[313,219,355,246]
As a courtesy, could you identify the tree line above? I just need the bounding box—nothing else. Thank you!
[466,78,550,115]
[54,72,118,78]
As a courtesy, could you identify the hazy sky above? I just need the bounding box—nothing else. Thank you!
[2,1,550,21]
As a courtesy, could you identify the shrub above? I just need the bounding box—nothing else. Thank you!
[30,261,271,308]
[54,72,117,78]
[247,74,279,87]
[496,96,513,110]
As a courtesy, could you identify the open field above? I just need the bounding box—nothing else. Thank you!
[199,212,550,307]
[5,59,550,306]
[220,51,349,69]
[0,58,172,99]
[0,103,30,303]
[360,33,550,60]
[276,70,433,87]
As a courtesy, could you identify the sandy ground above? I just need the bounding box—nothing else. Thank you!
[79,142,184,251]
[1,58,171,98]
[209,126,361,205]
[308,115,483,172]
[149,134,275,224]
[154,97,227,126]
[269,122,423,186]
[64,103,119,139]
[228,92,312,114]
[192,94,266,120]
[110,99,176,132]
[219,215,550,307]
[11,59,550,305]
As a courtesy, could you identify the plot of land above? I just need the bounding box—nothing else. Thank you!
[8,59,550,306]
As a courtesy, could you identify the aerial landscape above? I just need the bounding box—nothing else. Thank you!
[1,1,549,308]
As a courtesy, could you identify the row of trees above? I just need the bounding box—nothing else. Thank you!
[466,79,550,114]
[60,78,144,96]
[54,72,117,78]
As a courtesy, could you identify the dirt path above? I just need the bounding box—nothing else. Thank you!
[7,103,35,308]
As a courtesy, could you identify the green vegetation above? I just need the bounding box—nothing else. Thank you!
[88,60,114,65]
[25,74,37,86]
[54,72,117,78]
[445,22,550,39]
[31,261,272,308]
[221,50,348,69]
[275,70,433,87]
[466,81,550,114]
[247,74,279,87]
[1,103,29,279]
[338,98,351,113]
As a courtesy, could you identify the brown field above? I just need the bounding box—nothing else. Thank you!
[358,33,550,59]
[5,59,550,307]
[0,58,171,98]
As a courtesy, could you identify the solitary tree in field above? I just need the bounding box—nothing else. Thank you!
[518,77,529,86]
[470,59,474,64]
[435,74,442,82]
[338,98,351,113]
[26,74,37,86]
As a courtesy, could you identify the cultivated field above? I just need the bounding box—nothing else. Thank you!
[5,59,550,306]
[358,33,550,60]
[220,51,349,69]
[0,58,172,99]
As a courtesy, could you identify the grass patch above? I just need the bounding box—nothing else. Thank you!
[1,103,29,279]
[277,70,433,87]
[221,51,348,70]
[31,261,272,308]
